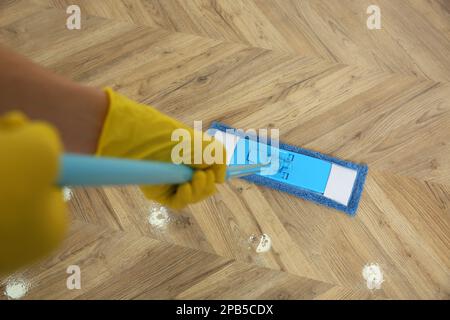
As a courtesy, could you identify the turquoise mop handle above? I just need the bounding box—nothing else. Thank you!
[58,154,268,187]
[59,154,194,187]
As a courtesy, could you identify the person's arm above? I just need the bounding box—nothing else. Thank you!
[0,45,108,154]
[0,45,227,276]
[0,44,227,211]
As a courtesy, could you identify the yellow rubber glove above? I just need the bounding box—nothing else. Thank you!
[0,112,67,276]
[96,88,227,210]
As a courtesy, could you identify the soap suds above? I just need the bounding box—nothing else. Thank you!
[256,234,272,253]
[63,187,73,202]
[148,205,170,229]
[3,278,31,300]
[248,234,272,253]
[362,263,384,290]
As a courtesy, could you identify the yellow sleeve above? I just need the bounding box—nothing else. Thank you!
[0,112,68,276]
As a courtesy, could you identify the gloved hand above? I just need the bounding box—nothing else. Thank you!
[96,88,227,210]
[0,112,67,276]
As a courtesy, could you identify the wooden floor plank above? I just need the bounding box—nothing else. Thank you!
[35,0,450,81]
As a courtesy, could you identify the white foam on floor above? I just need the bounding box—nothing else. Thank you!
[247,234,272,253]
[323,164,357,206]
[256,234,272,253]
[63,187,73,202]
[148,205,170,229]
[4,278,31,300]
[362,263,384,290]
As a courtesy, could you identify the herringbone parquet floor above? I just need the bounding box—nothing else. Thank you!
[0,0,449,299]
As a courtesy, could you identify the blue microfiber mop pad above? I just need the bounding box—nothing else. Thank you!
[209,122,368,215]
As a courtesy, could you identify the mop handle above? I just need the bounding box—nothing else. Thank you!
[58,154,270,187]
[58,154,194,187]
[57,154,270,187]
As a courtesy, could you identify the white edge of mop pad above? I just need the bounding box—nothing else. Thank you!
[323,164,358,206]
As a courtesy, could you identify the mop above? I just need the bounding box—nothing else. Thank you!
[59,123,367,215]
[207,122,368,215]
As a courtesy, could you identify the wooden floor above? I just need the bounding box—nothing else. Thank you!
[1,0,449,299]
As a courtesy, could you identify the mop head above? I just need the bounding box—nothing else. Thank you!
[208,122,368,215]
